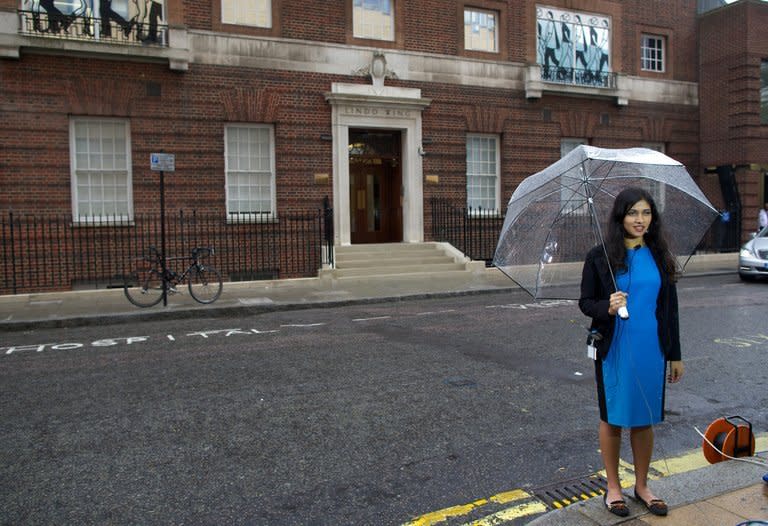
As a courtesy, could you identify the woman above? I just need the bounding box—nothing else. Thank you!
[579,187,684,517]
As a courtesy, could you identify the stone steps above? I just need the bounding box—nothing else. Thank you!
[331,242,470,278]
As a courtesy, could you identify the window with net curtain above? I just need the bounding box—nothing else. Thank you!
[641,34,665,72]
[560,138,587,215]
[642,142,667,210]
[353,0,394,40]
[221,0,271,27]
[464,8,497,52]
[466,134,500,213]
[225,125,276,221]
[70,118,132,221]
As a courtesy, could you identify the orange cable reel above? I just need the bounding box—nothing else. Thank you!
[702,415,756,464]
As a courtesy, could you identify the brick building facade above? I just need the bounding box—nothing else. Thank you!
[0,0,762,292]
[700,0,768,236]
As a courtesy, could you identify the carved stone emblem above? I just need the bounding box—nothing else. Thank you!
[353,50,398,94]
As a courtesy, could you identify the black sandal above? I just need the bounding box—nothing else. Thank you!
[634,489,668,516]
[603,494,630,517]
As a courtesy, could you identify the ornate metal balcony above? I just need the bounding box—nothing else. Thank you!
[540,65,617,89]
[17,9,168,47]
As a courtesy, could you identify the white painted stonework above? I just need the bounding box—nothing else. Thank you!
[325,77,431,246]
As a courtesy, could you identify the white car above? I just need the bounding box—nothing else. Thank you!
[739,226,768,281]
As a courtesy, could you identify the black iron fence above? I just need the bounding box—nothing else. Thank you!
[1,208,333,295]
[430,198,735,267]
[430,198,505,265]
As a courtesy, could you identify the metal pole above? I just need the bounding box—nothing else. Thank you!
[160,168,167,306]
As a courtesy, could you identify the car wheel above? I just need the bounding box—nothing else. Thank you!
[739,273,755,282]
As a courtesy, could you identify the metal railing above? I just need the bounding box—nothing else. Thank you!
[430,198,505,266]
[429,198,732,266]
[1,208,333,295]
[540,65,617,89]
[18,9,168,46]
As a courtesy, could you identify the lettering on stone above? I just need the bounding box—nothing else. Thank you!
[343,106,411,118]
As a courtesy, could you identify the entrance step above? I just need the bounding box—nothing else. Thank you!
[332,242,470,278]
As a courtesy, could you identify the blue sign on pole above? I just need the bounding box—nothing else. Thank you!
[150,153,175,172]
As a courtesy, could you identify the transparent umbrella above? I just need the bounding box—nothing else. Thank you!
[493,145,719,300]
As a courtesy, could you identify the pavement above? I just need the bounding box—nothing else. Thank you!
[2,251,767,525]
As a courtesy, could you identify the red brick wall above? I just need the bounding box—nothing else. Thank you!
[183,1,698,80]
[419,83,698,207]
[0,62,699,217]
[700,0,768,167]
[0,55,345,213]
[1,0,701,214]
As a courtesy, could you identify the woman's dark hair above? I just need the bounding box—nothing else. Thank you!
[605,187,677,281]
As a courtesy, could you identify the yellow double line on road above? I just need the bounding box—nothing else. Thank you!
[402,433,768,526]
[402,489,546,526]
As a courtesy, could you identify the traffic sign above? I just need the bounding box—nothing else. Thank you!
[150,153,175,172]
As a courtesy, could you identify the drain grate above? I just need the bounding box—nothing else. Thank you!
[532,475,607,510]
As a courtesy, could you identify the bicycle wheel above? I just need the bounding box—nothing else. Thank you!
[124,268,164,307]
[188,266,223,304]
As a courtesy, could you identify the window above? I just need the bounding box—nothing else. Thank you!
[222,0,271,28]
[466,134,500,212]
[641,34,665,72]
[353,0,394,41]
[536,6,611,87]
[70,118,132,221]
[560,138,588,214]
[464,8,497,53]
[641,143,667,209]
[761,60,768,125]
[225,125,276,221]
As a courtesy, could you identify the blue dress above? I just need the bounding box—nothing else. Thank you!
[600,246,666,427]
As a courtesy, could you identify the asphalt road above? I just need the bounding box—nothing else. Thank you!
[1,274,767,525]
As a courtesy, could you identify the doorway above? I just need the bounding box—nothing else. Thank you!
[348,129,403,243]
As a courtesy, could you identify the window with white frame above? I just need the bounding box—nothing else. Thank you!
[641,34,665,72]
[353,0,394,41]
[222,0,271,28]
[70,118,132,221]
[466,134,500,212]
[225,125,276,221]
[464,8,498,53]
[560,138,588,215]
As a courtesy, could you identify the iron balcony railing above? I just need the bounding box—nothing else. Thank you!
[1,208,333,295]
[18,9,169,47]
[540,65,618,89]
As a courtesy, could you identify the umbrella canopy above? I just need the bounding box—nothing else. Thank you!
[493,145,719,299]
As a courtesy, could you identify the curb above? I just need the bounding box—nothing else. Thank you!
[0,264,737,332]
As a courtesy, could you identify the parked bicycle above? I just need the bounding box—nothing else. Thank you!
[124,246,223,307]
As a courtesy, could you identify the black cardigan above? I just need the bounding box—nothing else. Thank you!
[578,245,681,362]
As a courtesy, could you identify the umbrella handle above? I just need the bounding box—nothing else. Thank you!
[617,306,629,319]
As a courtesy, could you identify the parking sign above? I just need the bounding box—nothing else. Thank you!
[150,153,175,172]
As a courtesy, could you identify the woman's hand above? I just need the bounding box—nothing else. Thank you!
[607,291,627,316]
[668,361,684,383]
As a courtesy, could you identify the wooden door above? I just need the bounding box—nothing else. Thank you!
[350,160,402,243]
[349,130,402,244]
